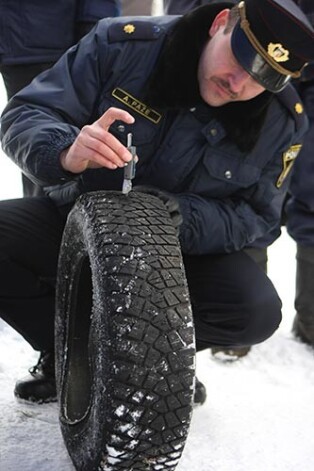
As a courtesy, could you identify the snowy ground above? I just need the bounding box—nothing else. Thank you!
[1,45,314,471]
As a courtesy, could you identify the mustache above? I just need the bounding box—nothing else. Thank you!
[212,77,238,100]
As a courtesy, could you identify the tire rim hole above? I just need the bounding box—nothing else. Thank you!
[62,255,93,424]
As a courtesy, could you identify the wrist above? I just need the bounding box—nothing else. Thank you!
[60,148,71,172]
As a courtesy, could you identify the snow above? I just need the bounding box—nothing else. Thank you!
[1,69,314,470]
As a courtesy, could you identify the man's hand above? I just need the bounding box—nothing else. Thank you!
[133,185,183,234]
[60,107,135,174]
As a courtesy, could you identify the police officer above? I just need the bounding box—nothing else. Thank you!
[1,0,313,404]
[167,0,314,362]
[0,0,120,196]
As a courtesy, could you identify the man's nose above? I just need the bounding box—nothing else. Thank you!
[229,68,251,92]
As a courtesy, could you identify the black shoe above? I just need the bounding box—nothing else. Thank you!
[194,377,207,406]
[211,346,251,361]
[14,350,57,403]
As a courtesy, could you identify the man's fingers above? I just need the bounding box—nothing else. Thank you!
[85,134,130,168]
[96,107,135,129]
[83,126,133,164]
[61,107,136,174]
[86,152,120,170]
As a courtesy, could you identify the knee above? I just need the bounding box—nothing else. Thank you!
[241,290,282,345]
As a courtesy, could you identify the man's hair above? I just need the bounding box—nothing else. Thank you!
[224,5,240,34]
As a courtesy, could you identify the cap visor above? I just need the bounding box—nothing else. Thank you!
[231,21,290,93]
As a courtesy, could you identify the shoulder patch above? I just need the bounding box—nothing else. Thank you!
[276,144,302,188]
[108,20,164,43]
[276,84,307,133]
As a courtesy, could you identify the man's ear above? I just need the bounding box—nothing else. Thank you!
[209,9,230,37]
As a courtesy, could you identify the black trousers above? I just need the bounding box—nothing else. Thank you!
[0,197,282,352]
[0,63,54,197]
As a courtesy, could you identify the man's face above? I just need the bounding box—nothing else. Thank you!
[198,10,266,107]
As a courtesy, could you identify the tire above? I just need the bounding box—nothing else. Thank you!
[55,190,196,471]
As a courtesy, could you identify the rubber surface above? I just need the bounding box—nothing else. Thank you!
[55,191,195,470]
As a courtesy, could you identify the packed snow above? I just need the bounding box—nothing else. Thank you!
[1,47,314,471]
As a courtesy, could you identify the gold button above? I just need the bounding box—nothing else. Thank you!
[295,103,303,114]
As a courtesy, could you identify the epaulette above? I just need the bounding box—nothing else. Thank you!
[276,83,307,133]
[108,20,165,43]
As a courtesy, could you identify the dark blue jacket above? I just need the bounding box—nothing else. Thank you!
[1,14,308,255]
[0,0,120,65]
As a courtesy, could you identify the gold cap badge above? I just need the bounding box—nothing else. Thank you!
[123,24,135,34]
[267,43,290,63]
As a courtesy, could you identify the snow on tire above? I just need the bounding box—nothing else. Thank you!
[55,190,196,471]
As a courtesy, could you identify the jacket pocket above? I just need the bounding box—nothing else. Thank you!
[189,150,261,197]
